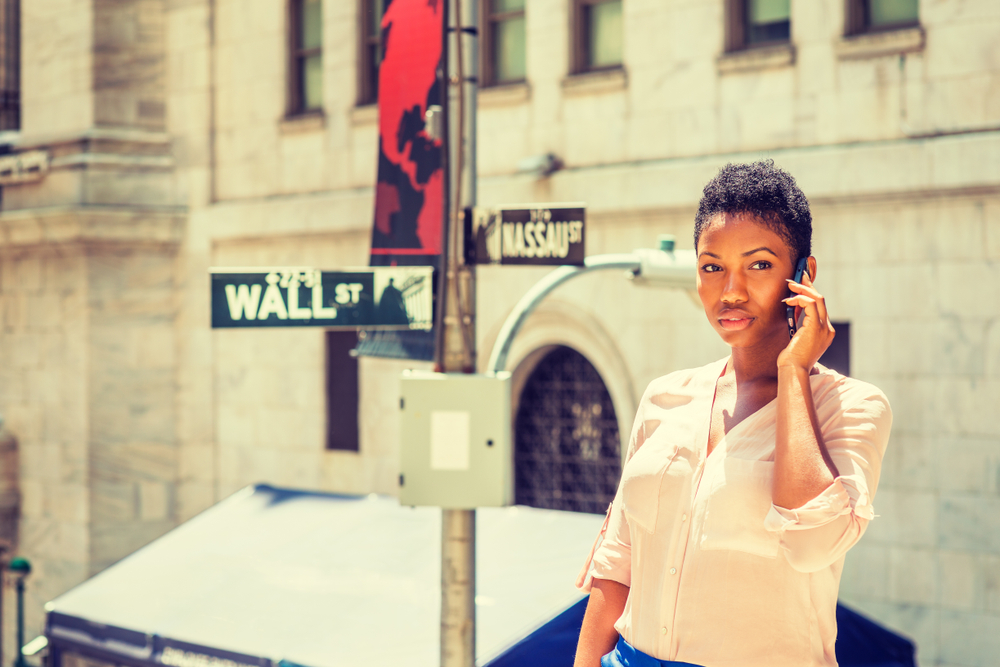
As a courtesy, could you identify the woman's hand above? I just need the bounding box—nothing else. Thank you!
[778,270,835,371]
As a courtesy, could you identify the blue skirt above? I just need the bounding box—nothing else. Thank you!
[600,636,703,667]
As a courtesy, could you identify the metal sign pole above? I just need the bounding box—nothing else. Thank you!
[441,0,478,664]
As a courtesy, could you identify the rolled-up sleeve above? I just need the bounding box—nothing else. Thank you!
[764,389,892,573]
[583,487,632,590]
[577,404,645,592]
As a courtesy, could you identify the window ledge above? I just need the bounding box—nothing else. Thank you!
[835,26,924,60]
[280,111,326,134]
[350,104,379,126]
[561,68,627,96]
[479,82,531,108]
[717,43,795,74]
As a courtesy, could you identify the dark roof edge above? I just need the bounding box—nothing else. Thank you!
[47,611,276,667]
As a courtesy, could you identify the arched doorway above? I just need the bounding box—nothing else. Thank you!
[514,346,621,514]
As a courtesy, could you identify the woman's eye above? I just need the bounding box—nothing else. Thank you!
[700,264,721,273]
[749,261,772,270]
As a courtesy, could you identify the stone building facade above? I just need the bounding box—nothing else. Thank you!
[0,0,998,665]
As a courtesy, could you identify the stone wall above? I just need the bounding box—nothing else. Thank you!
[474,0,1000,174]
[0,0,183,656]
[0,232,183,662]
[20,0,94,137]
[210,0,378,200]
[828,194,1000,665]
[0,247,89,666]
[86,246,179,574]
[167,0,218,524]
[94,0,168,130]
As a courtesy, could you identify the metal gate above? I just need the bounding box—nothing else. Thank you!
[514,346,621,514]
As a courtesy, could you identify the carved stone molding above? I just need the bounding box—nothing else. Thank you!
[0,205,185,250]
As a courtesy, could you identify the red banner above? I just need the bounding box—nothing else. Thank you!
[369,0,445,267]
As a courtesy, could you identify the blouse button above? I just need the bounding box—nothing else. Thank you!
[660,626,668,636]
[670,567,677,575]
[682,514,688,521]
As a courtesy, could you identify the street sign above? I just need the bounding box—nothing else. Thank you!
[466,204,585,266]
[211,266,433,330]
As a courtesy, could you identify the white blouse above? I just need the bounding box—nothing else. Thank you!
[577,357,892,667]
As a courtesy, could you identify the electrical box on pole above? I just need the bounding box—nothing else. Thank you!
[399,371,512,508]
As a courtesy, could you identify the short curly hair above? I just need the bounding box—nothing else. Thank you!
[694,160,812,262]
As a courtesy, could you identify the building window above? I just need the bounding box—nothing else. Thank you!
[326,331,360,451]
[514,346,621,514]
[358,0,384,105]
[820,322,851,377]
[482,0,526,86]
[289,0,323,115]
[846,0,918,35]
[0,0,19,131]
[746,0,790,44]
[725,0,790,51]
[572,0,623,74]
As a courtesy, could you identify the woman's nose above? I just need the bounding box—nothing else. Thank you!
[721,274,748,304]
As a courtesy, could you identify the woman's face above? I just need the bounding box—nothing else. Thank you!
[696,212,800,350]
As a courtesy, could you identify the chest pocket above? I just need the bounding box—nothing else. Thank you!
[621,436,696,536]
[700,457,780,559]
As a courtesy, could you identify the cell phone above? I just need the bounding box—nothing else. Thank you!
[787,257,810,339]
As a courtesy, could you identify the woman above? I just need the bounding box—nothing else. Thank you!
[574,161,891,667]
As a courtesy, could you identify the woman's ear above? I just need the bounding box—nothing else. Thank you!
[807,256,818,282]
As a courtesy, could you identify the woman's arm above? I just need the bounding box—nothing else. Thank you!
[769,268,892,571]
[775,268,838,509]
[774,364,838,509]
[766,392,891,572]
[574,578,629,667]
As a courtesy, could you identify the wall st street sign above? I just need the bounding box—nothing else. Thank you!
[211,267,433,329]
[466,204,585,266]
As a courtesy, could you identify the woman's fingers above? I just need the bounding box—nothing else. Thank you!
[782,294,814,307]
[786,280,830,329]
[786,280,821,299]
[783,295,822,333]
[783,295,834,344]
[783,294,816,315]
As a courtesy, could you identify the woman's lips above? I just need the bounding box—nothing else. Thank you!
[719,317,755,331]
